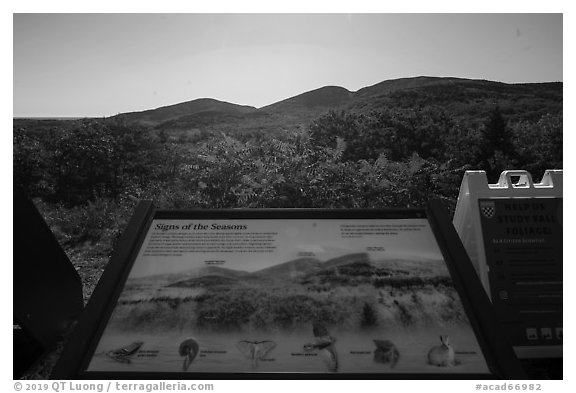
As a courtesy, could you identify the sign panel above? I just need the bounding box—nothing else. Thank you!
[478,198,562,350]
[53,204,526,379]
[87,217,488,374]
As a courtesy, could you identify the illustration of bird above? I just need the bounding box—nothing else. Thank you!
[303,323,338,372]
[105,341,144,364]
[179,337,200,371]
[373,339,400,368]
[236,340,276,369]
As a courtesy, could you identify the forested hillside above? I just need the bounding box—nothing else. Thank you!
[13,77,562,301]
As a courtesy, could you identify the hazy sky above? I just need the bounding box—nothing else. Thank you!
[13,13,562,117]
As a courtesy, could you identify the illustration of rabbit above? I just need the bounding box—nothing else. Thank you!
[427,335,456,367]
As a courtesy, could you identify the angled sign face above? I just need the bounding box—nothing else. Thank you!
[53,204,525,379]
[453,170,563,360]
[478,198,562,355]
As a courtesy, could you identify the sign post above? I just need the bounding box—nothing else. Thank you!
[13,190,85,377]
[453,170,562,359]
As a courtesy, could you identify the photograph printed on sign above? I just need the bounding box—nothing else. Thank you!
[88,218,489,374]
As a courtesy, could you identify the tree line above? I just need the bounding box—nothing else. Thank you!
[13,106,562,256]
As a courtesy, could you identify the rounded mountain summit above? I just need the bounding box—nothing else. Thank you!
[110,76,562,132]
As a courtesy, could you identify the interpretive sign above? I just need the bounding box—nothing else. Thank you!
[478,198,562,349]
[53,202,525,379]
[452,170,562,359]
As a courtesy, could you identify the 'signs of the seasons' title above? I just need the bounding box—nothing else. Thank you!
[155,223,248,231]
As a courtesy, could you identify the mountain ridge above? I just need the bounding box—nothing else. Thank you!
[116,97,258,126]
[109,76,562,130]
[127,252,450,286]
[260,85,354,113]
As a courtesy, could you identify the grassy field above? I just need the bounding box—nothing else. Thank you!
[101,256,467,335]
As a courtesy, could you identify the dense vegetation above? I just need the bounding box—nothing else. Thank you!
[13,104,562,265]
[111,268,463,333]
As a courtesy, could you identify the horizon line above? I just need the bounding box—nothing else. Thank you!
[14,76,563,119]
